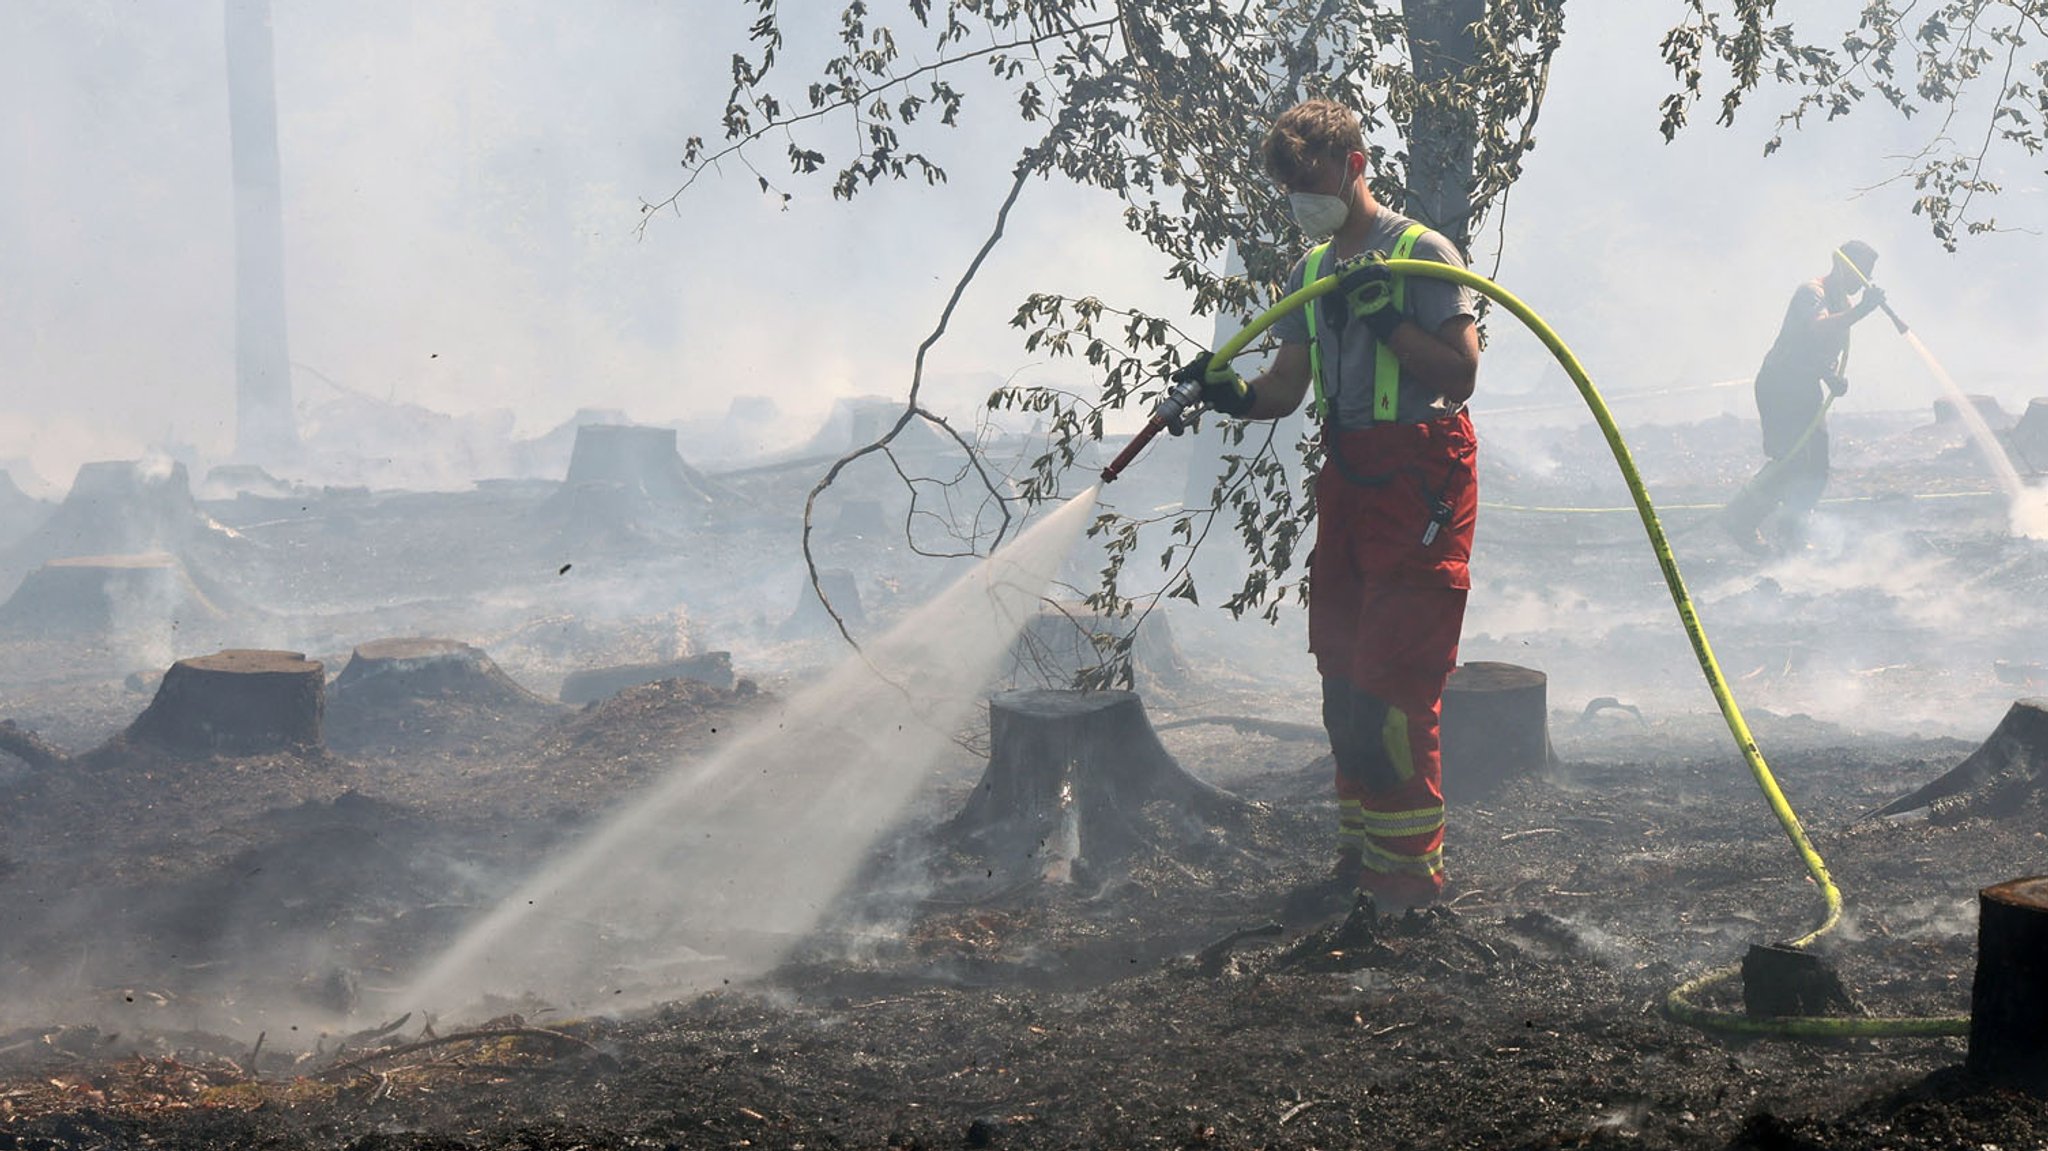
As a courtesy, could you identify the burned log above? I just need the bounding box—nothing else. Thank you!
[950,689,1247,880]
[0,720,65,771]
[1870,698,2048,819]
[1440,662,1553,800]
[1968,875,2048,1090]
[126,649,323,755]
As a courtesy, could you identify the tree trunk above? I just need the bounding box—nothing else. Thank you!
[1401,0,1484,249]
[224,0,297,462]
[1968,876,2048,1090]
[1440,661,1552,800]
[1870,699,2048,819]
[127,649,324,755]
[950,689,1246,881]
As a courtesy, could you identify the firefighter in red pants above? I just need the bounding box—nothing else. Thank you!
[1170,99,1479,913]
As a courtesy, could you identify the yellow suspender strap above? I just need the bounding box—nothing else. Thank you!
[1372,223,1428,422]
[1303,242,1331,420]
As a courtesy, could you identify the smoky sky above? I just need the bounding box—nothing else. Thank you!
[3,1,2044,488]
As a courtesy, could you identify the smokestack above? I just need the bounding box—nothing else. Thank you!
[224,0,297,463]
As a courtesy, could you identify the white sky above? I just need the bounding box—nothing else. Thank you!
[3,1,2044,486]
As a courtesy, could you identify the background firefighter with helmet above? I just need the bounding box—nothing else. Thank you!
[1169,98,1481,913]
[1724,241,1890,553]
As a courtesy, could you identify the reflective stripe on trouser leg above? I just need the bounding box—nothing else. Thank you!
[1330,699,1446,900]
[1338,798,1367,857]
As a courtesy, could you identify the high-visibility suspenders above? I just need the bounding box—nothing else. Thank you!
[1303,222,1428,422]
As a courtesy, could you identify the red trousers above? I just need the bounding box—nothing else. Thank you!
[1309,412,1477,906]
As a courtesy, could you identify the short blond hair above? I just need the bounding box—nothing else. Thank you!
[1261,99,1366,188]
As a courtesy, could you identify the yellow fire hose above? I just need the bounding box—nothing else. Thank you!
[1198,257,1968,1038]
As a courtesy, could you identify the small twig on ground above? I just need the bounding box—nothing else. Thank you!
[245,1031,264,1077]
[1370,1021,1421,1038]
[1278,1098,1324,1125]
[1499,827,1563,842]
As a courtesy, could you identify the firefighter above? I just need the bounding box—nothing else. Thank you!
[1171,99,1479,912]
[1725,242,1888,552]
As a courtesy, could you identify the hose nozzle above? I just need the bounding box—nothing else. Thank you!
[1101,378,1206,483]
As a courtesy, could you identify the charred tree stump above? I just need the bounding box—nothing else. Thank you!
[780,568,864,637]
[950,689,1246,880]
[329,638,546,706]
[1741,943,1859,1017]
[563,424,726,506]
[326,638,559,753]
[1440,662,1553,800]
[126,649,323,755]
[0,554,224,637]
[1871,699,2048,819]
[1968,876,2048,1090]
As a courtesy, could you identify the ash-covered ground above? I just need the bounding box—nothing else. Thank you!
[1,405,2045,1150]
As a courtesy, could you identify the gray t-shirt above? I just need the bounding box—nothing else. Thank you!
[1756,279,1851,391]
[1272,209,1477,428]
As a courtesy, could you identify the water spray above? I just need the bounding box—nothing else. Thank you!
[1132,255,1968,1038]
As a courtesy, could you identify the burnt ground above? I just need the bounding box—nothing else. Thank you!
[2,410,2047,1148]
[1,680,2044,1151]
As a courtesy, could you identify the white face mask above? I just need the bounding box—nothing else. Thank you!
[1288,190,1350,240]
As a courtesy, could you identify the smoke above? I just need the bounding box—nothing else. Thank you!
[397,486,1100,1019]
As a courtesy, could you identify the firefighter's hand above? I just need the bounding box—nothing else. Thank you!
[1169,352,1255,417]
[1826,372,1850,398]
[1338,256,1403,341]
[1853,283,1887,321]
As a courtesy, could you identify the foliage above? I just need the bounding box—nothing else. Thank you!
[664,0,2038,684]
[1659,1,2048,248]
[657,1,1560,684]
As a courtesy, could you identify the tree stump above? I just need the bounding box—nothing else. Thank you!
[949,689,1246,880]
[559,651,736,705]
[1741,942,1859,1017]
[1934,393,2010,428]
[1870,699,2048,819]
[0,554,224,637]
[780,568,865,637]
[32,459,202,560]
[563,424,726,505]
[126,649,324,754]
[326,638,559,753]
[2008,398,2048,475]
[1440,662,1553,800]
[1968,876,2048,1090]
